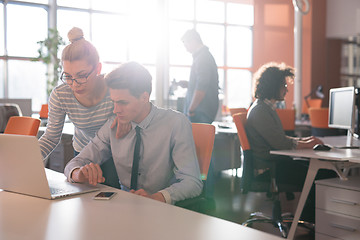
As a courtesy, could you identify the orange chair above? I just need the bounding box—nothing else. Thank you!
[308,108,346,136]
[302,98,322,115]
[4,116,41,136]
[308,108,329,128]
[175,123,215,212]
[232,113,257,195]
[233,112,307,237]
[229,107,247,117]
[276,109,296,136]
[39,104,48,119]
[191,123,216,181]
[276,109,295,131]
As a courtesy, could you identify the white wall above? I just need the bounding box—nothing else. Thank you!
[326,0,360,38]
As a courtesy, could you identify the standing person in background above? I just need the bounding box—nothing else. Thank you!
[39,27,129,162]
[180,29,219,124]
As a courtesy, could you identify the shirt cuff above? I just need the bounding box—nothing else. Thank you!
[68,167,80,183]
[159,190,172,204]
[292,139,298,149]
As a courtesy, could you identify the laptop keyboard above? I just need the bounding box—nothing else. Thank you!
[50,187,69,195]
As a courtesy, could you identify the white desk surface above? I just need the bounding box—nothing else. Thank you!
[270,148,360,162]
[39,122,74,136]
[271,136,360,162]
[0,170,282,240]
[213,121,237,134]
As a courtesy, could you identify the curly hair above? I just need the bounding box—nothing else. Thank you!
[254,62,294,100]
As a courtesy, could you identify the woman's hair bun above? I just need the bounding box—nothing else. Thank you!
[68,27,84,43]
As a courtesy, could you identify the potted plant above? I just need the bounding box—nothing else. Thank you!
[34,28,65,97]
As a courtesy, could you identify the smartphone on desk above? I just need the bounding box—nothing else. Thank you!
[93,192,116,200]
[218,123,231,129]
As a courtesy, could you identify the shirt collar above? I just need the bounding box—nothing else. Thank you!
[263,99,277,111]
[131,103,157,130]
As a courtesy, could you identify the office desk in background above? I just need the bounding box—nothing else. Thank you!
[212,121,241,172]
[38,123,75,172]
[271,136,360,239]
[294,119,311,137]
[0,169,283,240]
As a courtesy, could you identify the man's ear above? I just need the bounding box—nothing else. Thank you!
[140,92,150,102]
[96,62,102,75]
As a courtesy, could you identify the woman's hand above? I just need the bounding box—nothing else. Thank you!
[111,117,131,139]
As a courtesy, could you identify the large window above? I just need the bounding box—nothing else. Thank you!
[1,1,48,111]
[0,0,254,113]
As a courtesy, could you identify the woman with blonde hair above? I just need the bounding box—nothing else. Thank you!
[39,27,129,161]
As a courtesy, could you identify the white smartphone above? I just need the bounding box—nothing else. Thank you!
[93,192,117,200]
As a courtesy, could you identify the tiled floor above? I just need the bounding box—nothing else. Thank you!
[203,170,315,240]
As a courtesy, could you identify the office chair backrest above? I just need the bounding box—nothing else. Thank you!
[232,113,250,151]
[39,104,48,119]
[276,109,295,131]
[4,116,41,136]
[302,98,322,114]
[192,123,215,181]
[232,112,255,194]
[0,103,22,133]
[229,108,247,118]
[308,108,329,128]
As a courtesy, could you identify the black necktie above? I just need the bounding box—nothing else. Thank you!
[130,126,141,190]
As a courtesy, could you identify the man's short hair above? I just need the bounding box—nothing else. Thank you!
[105,62,152,98]
[181,29,203,44]
[254,62,294,100]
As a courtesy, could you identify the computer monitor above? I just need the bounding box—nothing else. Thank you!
[328,86,356,147]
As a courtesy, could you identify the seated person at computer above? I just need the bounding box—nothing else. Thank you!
[247,62,323,164]
[64,62,203,204]
[246,62,335,221]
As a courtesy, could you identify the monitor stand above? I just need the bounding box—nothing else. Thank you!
[335,131,359,149]
[343,129,359,149]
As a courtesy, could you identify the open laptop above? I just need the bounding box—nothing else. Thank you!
[0,134,99,199]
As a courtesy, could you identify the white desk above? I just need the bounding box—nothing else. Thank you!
[38,123,75,172]
[38,122,75,136]
[0,169,283,240]
[270,136,360,239]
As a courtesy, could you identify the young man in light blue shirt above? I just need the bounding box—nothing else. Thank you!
[64,62,203,204]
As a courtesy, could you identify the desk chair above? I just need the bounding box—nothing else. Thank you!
[39,104,48,119]
[4,116,41,136]
[0,103,22,133]
[276,109,296,136]
[176,123,216,212]
[191,123,216,181]
[232,113,311,238]
[302,98,322,115]
[229,107,247,117]
[308,108,346,137]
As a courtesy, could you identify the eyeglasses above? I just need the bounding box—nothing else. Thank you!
[60,67,95,86]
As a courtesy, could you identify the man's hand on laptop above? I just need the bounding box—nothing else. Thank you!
[71,163,105,186]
